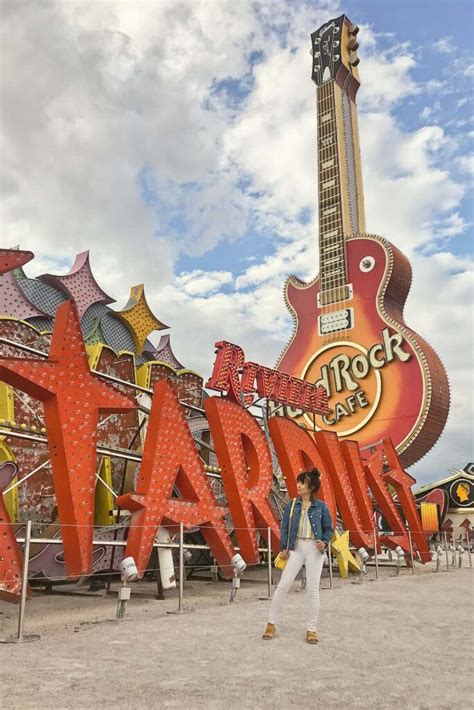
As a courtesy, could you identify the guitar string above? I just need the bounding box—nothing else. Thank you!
[319,80,345,344]
[319,79,353,345]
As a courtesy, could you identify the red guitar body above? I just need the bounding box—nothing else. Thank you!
[277,233,450,468]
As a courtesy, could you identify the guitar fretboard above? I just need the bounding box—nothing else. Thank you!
[317,81,347,292]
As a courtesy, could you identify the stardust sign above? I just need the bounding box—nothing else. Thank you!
[0,303,430,603]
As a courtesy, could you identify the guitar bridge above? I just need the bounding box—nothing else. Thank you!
[318,308,354,335]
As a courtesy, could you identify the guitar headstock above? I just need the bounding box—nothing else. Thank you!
[311,15,360,87]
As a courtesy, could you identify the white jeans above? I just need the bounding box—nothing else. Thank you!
[268,539,324,632]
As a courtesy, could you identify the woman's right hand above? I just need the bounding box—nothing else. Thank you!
[279,549,290,560]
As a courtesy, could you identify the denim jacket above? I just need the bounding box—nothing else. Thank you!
[280,497,334,551]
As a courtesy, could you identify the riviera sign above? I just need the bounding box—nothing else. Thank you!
[206,341,330,415]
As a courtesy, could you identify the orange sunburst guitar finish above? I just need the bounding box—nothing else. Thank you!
[276,15,449,468]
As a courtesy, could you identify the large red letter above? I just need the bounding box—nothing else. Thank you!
[205,397,280,562]
[118,380,235,577]
[381,438,431,562]
[313,431,376,551]
[363,445,412,556]
[205,341,245,402]
[268,417,336,525]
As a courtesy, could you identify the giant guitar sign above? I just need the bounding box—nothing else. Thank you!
[276,15,450,467]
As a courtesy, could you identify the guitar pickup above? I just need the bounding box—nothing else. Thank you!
[318,308,354,335]
[317,283,353,307]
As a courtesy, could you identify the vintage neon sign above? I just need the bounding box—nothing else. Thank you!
[0,302,430,602]
[206,341,330,415]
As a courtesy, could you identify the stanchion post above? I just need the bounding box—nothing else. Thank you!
[178,521,184,612]
[373,530,379,580]
[328,542,333,589]
[444,532,450,571]
[407,530,415,575]
[466,530,472,568]
[1,519,40,644]
[259,527,273,601]
[167,522,185,615]
[267,527,272,599]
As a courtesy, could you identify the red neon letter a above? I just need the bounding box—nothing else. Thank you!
[118,380,235,577]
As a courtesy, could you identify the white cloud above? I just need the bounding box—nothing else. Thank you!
[457,155,474,175]
[433,36,455,54]
[0,1,472,484]
[176,269,234,296]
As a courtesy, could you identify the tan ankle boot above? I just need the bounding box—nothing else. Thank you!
[262,622,275,640]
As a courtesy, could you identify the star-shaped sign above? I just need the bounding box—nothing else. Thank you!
[39,251,115,320]
[331,530,361,578]
[114,284,169,356]
[0,248,34,275]
[0,300,136,576]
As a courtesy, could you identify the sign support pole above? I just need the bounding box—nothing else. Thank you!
[443,532,450,572]
[1,520,40,644]
[407,530,415,575]
[167,522,186,615]
[373,530,379,580]
[259,527,273,600]
[466,531,472,568]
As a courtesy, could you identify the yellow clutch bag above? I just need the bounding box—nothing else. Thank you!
[274,552,288,570]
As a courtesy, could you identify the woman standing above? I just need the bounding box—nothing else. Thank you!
[263,468,334,644]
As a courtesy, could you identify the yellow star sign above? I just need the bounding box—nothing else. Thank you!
[116,284,169,356]
[330,530,361,579]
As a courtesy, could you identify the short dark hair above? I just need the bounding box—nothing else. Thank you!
[297,468,321,498]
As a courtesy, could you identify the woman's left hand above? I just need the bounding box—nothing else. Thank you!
[316,540,326,552]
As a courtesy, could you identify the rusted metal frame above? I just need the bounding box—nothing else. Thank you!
[0,428,222,478]
[0,337,206,415]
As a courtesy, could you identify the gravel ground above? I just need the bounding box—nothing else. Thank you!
[0,564,473,709]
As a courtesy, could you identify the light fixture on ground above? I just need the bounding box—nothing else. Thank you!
[394,545,405,575]
[450,544,456,567]
[353,547,370,584]
[229,553,246,603]
[116,556,138,619]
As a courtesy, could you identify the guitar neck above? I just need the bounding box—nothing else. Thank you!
[317,76,366,291]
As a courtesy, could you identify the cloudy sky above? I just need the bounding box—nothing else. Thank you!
[1,0,473,484]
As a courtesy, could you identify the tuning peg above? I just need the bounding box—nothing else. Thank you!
[348,37,359,51]
[349,51,360,67]
[349,23,359,36]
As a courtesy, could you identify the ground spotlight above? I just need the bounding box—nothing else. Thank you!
[356,547,370,581]
[231,553,247,574]
[229,554,246,603]
[393,546,405,575]
[120,556,138,583]
[116,557,138,619]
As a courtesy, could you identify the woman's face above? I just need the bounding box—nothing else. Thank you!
[297,477,311,497]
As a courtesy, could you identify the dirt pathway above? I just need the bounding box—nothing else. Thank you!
[1,567,473,709]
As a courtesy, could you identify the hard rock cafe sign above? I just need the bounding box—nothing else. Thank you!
[276,14,450,468]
